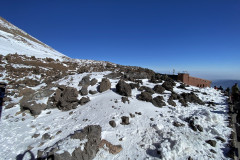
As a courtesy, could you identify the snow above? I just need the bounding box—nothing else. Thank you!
[0,16,233,160]
[0,71,232,160]
[0,19,67,61]
[56,138,88,155]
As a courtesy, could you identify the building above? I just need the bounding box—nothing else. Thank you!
[168,73,212,88]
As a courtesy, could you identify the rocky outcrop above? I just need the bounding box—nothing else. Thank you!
[152,96,166,108]
[98,78,111,93]
[162,81,174,92]
[79,97,90,105]
[18,88,35,97]
[170,92,182,100]
[138,86,154,95]
[181,92,204,105]
[90,78,98,86]
[79,76,91,86]
[20,101,46,116]
[206,140,217,147]
[37,125,102,160]
[18,86,55,115]
[80,86,88,96]
[137,92,152,102]
[167,97,176,107]
[89,90,97,95]
[129,83,140,89]
[104,72,123,79]
[121,97,129,104]
[123,71,148,81]
[116,80,132,97]
[47,86,79,111]
[153,85,165,94]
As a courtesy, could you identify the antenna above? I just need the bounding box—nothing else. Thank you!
[173,69,175,75]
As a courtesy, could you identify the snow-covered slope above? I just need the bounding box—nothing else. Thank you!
[0,71,232,160]
[0,17,66,60]
[0,17,233,160]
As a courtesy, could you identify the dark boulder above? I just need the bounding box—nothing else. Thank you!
[170,92,182,100]
[153,85,165,94]
[90,78,98,86]
[173,121,185,127]
[71,125,102,160]
[42,133,51,140]
[152,96,166,108]
[181,92,204,105]
[134,80,143,85]
[206,140,217,147]
[61,87,79,103]
[168,97,176,107]
[162,81,174,92]
[137,92,152,102]
[210,149,216,154]
[129,83,140,89]
[89,90,98,95]
[38,125,102,160]
[121,97,129,104]
[98,78,111,93]
[149,75,162,83]
[188,118,197,131]
[80,86,88,96]
[79,76,91,86]
[58,87,79,110]
[121,116,130,125]
[215,136,226,143]
[109,120,116,128]
[179,98,188,107]
[196,125,203,132]
[47,86,79,111]
[116,80,132,97]
[79,97,90,105]
[138,86,154,95]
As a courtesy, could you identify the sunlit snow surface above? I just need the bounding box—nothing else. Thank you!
[0,71,232,160]
[0,17,66,60]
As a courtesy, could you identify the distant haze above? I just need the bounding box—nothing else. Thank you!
[155,69,240,81]
[156,69,240,89]
[211,80,240,90]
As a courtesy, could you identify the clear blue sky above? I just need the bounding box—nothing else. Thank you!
[1,0,240,80]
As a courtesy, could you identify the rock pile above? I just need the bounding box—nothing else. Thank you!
[38,125,102,160]
[47,85,79,111]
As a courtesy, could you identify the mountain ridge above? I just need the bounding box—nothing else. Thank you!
[0,16,67,60]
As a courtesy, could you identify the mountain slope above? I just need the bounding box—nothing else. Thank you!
[0,17,66,60]
[0,71,232,160]
[0,17,233,160]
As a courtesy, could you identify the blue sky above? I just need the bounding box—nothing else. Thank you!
[1,0,240,80]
